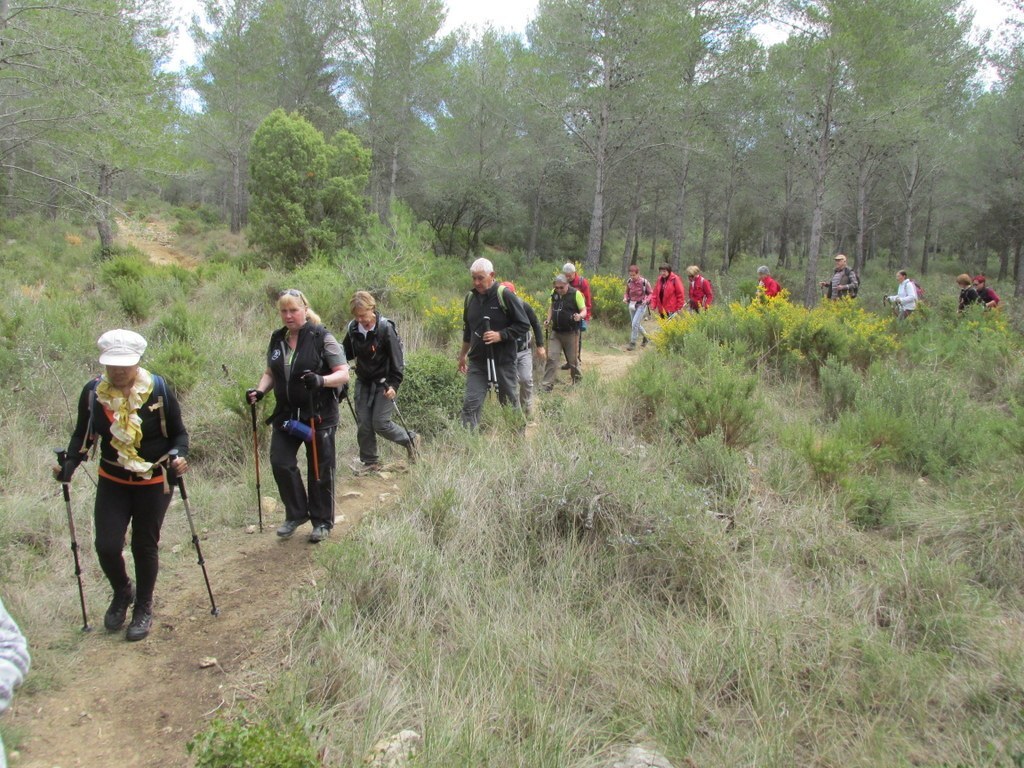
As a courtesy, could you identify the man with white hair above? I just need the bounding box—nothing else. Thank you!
[457,258,531,428]
[562,262,592,361]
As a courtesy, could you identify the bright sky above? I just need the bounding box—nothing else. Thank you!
[166,0,1012,72]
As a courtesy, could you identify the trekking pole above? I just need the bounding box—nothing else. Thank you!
[169,450,219,617]
[340,383,358,426]
[308,390,320,482]
[483,316,498,393]
[54,449,91,632]
[249,401,263,533]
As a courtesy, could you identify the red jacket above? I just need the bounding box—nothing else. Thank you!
[689,274,713,309]
[759,275,781,298]
[568,274,592,319]
[651,272,686,315]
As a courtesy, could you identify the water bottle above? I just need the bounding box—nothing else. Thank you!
[282,419,313,443]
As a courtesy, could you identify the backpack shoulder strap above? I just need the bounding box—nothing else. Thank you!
[496,284,508,314]
[151,373,169,438]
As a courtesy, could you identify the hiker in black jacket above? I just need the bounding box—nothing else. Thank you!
[457,258,531,428]
[342,291,418,472]
[247,290,349,543]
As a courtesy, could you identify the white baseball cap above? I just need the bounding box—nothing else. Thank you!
[97,329,147,366]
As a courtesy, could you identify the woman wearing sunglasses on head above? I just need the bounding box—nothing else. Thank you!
[247,289,349,543]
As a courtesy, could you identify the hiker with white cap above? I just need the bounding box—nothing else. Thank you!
[53,329,189,641]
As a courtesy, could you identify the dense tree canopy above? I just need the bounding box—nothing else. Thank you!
[3,0,1023,294]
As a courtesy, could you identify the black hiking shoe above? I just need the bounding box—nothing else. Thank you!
[641,336,649,348]
[125,604,152,642]
[626,342,636,351]
[104,581,135,631]
[308,524,330,543]
[276,517,308,538]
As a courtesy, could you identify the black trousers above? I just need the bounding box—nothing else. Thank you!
[94,477,173,608]
[270,424,336,529]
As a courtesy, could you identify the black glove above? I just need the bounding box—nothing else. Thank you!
[246,388,264,403]
[301,370,324,390]
[55,458,77,483]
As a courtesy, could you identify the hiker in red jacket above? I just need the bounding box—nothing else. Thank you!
[756,266,781,298]
[650,263,686,318]
[686,265,714,311]
[973,275,1000,309]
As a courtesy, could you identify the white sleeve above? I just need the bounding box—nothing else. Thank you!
[0,599,29,714]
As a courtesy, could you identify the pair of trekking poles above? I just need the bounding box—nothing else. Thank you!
[247,379,416,531]
[55,449,218,632]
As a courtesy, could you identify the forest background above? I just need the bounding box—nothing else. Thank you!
[3,0,1024,766]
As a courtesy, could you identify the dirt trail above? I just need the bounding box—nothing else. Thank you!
[9,468,402,768]
[115,217,199,269]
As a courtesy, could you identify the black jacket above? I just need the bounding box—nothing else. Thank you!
[550,286,583,332]
[343,313,405,391]
[462,282,530,364]
[266,322,343,428]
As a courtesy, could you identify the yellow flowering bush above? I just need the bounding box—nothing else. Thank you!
[423,297,463,346]
[588,273,631,327]
[650,294,898,375]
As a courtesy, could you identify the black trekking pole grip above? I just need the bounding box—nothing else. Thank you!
[169,450,220,617]
[54,448,91,632]
[249,402,263,533]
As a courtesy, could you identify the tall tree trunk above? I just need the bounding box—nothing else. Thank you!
[900,144,920,268]
[583,68,611,273]
[721,184,734,273]
[1000,243,1011,282]
[920,194,933,276]
[527,184,542,263]
[1014,240,1023,296]
[649,186,659,271]
[669,149,691,272]
[96,164,116,253]
[854,161,870,274]
[621,172,642,274]
[230,151,242,234]
[779,167,794,269]
[802,74,836,307]
[699,200,711,269]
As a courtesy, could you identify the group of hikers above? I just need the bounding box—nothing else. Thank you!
[38,252,1007,654]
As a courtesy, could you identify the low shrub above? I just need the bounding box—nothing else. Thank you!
[398,349,464,437]
[819,356,860,420]
[187,710,318,768]
[148,340,203,395]
[423,298,462,347]
[113,278,154,321]
[630,350,760,448]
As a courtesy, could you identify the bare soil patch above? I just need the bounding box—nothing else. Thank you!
[116,217,199,270]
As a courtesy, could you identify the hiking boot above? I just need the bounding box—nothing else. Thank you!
[353,462,382,476]
[560,363,572,370]
[405,432,419,464]
[104,580,135,631]
[308,524,330,543]
[276,517,308,538]
[626,342,636,351]
[641,336,649,348]
[125,603,152,642]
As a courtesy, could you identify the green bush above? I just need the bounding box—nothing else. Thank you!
[840,472,902,530]
[147,340,203,395]
[99,251,150,285]
[187,711,318,768]
[631,352,760,448]
[154,301,203,344]
[113,278,155,321]
[398,349,464,437]
[819,356,860,420]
